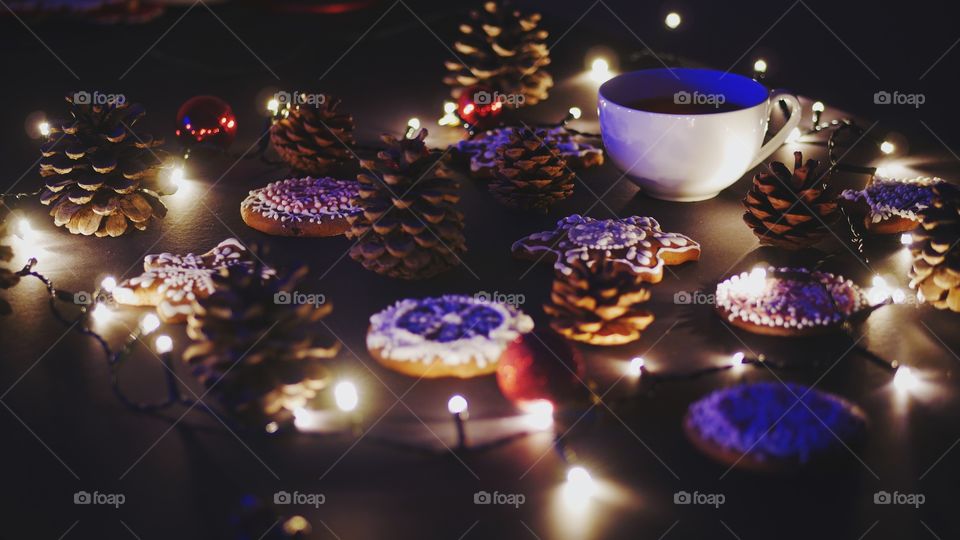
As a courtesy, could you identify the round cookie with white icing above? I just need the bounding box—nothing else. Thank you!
[715,267,871,337]
[367,295,534,378]
[840,176,945,234]
[241,176,360,237]
[684,382,867,472]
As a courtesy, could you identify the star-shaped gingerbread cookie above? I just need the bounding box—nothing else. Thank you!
[114,238,273,323]
[512,215,700,282]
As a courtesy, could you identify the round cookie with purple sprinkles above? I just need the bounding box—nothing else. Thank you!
[684,382,867,472]
[367,295,534,378]
[841,176,945,234]
[241,176,360,237]
[715,267,871,337]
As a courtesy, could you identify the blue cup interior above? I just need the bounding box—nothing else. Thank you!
[599,68,769,112]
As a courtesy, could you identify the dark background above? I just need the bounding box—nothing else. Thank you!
[2,1,959,539]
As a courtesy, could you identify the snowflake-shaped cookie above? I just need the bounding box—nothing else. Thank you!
[841,176,944,223]
[114,238,273,323]
[512,215,700,282]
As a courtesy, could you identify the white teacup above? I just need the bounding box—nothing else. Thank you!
[598,68,801,202]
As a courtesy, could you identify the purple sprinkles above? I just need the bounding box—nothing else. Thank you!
[687,382,866,463]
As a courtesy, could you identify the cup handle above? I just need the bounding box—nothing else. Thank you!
[748,91,802,170]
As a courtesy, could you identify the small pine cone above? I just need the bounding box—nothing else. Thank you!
[544,257,655,346]
[0,218,21,315]
[269,96,357,175]
[910,183,960,312]
[346,130,467,280]
[39,95,173,237]
[443,1,553,106]
[743,151,839,249]
[490,127,574,213]
[183,253,340,427]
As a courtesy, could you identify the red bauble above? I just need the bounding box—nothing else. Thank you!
[496,329,588,406]
[457,85,504,130]
[175,95,237,151]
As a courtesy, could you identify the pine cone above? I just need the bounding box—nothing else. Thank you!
[0,218,21,315]
[269,96,356,175]
[39,95,173,237]
[743,151,839,249]
[183,253,340,427]
[544,257,655,346]
[346,130,467,280]
[490,127,574,213]
[444,1,553,106]
[910,183,960,312]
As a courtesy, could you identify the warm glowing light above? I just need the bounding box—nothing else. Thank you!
[407,117,421,130]
[443,101,457,114]
[91,303,113,323]
[867,275,905,305]
[664,12,681,29]
[140,313,161,335]
[521,400,554,430]
[589,57,613,83]
[753,59,768,73]
[562,466,598,509]
[38,121,51,137]
[335,381,359,412]
[155,335,173,354]
[812,101,825,113]
[100,276,117,293]
[628,357,645,377]
[568,106,582,120]
[439,101,461,126]
[447,394,468,415]
[15,219,35,241]
[893,366,920,393]
[171,166,185,189]
[267,98,279,115]
[732,352,746,365]
[880,141,896,154]
[900,233,913,246]
[786,127,802,144]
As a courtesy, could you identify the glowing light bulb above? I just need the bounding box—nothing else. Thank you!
[628,357,645,377]
[664,12,681,29]
[568,106,582,120]
[880,141,896,154]
[91,303,112,323]
[753,59,768,73]
[443,101,457,114]
[171,166,185,188]
[900,233,913,246]
[335,381,359,412]
[521,399,554,430]
[154,335,173,354]
[100,276,117,293]
[786,127,802,144]
[867,275,897,305]
[447,394,468,415]
[38,121,51,137]
[732,352,746,365]
[140,313,161,335]
[812,101,825,113]
[15,218,35,241]
[589,57,613,83]
[407,117,421,130]
[562,466,598,509]
[267,98,279,115]
[893,366,920,393]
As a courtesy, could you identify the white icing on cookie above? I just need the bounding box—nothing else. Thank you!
[241,176,360,225]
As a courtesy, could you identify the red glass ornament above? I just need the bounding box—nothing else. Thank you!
[496,330,587,406]
[457,85,504,130]
[175,95,237,151]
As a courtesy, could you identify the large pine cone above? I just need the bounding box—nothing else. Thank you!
[444,1,553,106]
[490,127,574,213]
[0,218,21,315]
[544,257,655,346]
[743,151,839,250]
[39,95,173,237]
[910,183,960,312]
[346,130,467,280]
[269,96,356,175]
[183,253,340,427]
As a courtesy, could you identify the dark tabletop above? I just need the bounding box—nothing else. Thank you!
[2,1,960,539]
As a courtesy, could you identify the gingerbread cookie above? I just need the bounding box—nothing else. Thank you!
[367,295,534,379]
[841,176,945,234]
[715,267,871,337]
[684,382,867,472]
[113,238,274,323]
[512,215,700,283]
[241,176,360,237]
[454,126,603,178]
